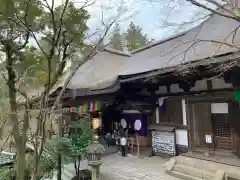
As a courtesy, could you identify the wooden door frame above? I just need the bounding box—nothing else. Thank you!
[188,99,234,151]
[187,101,212,149]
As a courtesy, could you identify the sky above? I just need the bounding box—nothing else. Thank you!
[48,0,207,41]
[87,0,206,40]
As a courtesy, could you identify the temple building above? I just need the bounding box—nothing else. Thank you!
[51,3,240,160]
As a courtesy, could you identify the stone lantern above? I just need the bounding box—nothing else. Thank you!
[87,134,105,180]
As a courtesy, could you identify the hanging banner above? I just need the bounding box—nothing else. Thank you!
[92,102,96,112]
[234,88,240,101]
[95,101,101,111]
[158,97,167,113]
[64,101,102,114]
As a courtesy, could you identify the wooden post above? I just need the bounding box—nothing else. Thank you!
[136,133,140,157]
[57,102,64,180]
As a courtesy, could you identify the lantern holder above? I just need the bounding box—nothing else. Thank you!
[87,134,105,180]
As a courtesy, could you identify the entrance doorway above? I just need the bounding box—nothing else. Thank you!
[211,113,232,150]
[189,102,234,152]
[211,103,232,150]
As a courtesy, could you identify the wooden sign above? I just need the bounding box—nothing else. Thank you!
[152,130,176,155]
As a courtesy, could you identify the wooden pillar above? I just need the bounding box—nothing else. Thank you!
[182,98,187,125]
[156,104,160,124]
[147,84,159,124]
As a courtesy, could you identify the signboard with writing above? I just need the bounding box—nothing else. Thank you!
[205,134,212,144]
[152,130,176,155]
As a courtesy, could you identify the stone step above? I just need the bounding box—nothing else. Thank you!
[225,171,240,180]
[167,170,204,180]
[172,164,215,180]
[165,156,240,180]
[176,156,217,174]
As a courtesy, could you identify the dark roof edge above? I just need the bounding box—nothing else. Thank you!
[120,51,238,83]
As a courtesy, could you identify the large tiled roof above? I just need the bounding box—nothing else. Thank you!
[67,50,129,90]
[66,6,240,94]
[120,9,240,75]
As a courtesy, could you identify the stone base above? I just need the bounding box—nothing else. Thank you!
[164,156,240,180]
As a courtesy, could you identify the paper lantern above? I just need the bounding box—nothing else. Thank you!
[120,119,127,128]
[92,118,100,130]
[134,119,142,131]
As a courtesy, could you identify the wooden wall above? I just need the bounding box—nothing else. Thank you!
[187,102,212,148]
[229,102,240,157]
[187,93,240,154]
[159,98,183,125]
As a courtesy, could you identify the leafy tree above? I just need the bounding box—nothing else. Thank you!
[0,0,125,179]
[109,23,123,51]
[46,118,93,180]
[27,153,56,180]
[124,21,152,51]
[109,22,153,51]
[0,154,55,180]
[65,119,93,180]
[0,1,43,180]
[14,46,49,86]
[0,166,15,180]
[0,0,90,179]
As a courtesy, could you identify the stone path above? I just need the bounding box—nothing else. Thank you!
[43,153,180,180]
[100,154,180,180]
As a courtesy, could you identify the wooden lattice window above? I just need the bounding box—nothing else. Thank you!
[212,114,231,138]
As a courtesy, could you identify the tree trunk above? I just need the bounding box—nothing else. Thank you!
[57,154,62,180]
[57,103,64,180]
[31,155,40,180]
[74,161,79,180]
[16,146,26,180]
[31,173,37,180]
[6,44,26,180]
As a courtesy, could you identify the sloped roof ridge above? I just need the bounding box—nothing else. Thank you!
[130,3,235,54]
[131,17,212,54]
[103,47,132,57]
[102,17,211,56]
[101,16,210,57]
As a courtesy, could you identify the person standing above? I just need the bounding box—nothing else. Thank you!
[105,132,111,147]
[119,126,127,156]
[120,136,127,156]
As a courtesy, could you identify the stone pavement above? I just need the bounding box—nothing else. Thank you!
[100,154,181,180]
[43,153,180,180]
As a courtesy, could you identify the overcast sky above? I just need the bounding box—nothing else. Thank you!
[47,0,206,41]
[87,0,206,40]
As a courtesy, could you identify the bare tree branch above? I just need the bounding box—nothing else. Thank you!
[49,17,119,121]
[186,0,240,22]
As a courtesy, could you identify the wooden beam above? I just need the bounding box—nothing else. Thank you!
[120,52,239,83]
[207,80,213,90]
[178,80,196,92]
[156,88,234,97]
